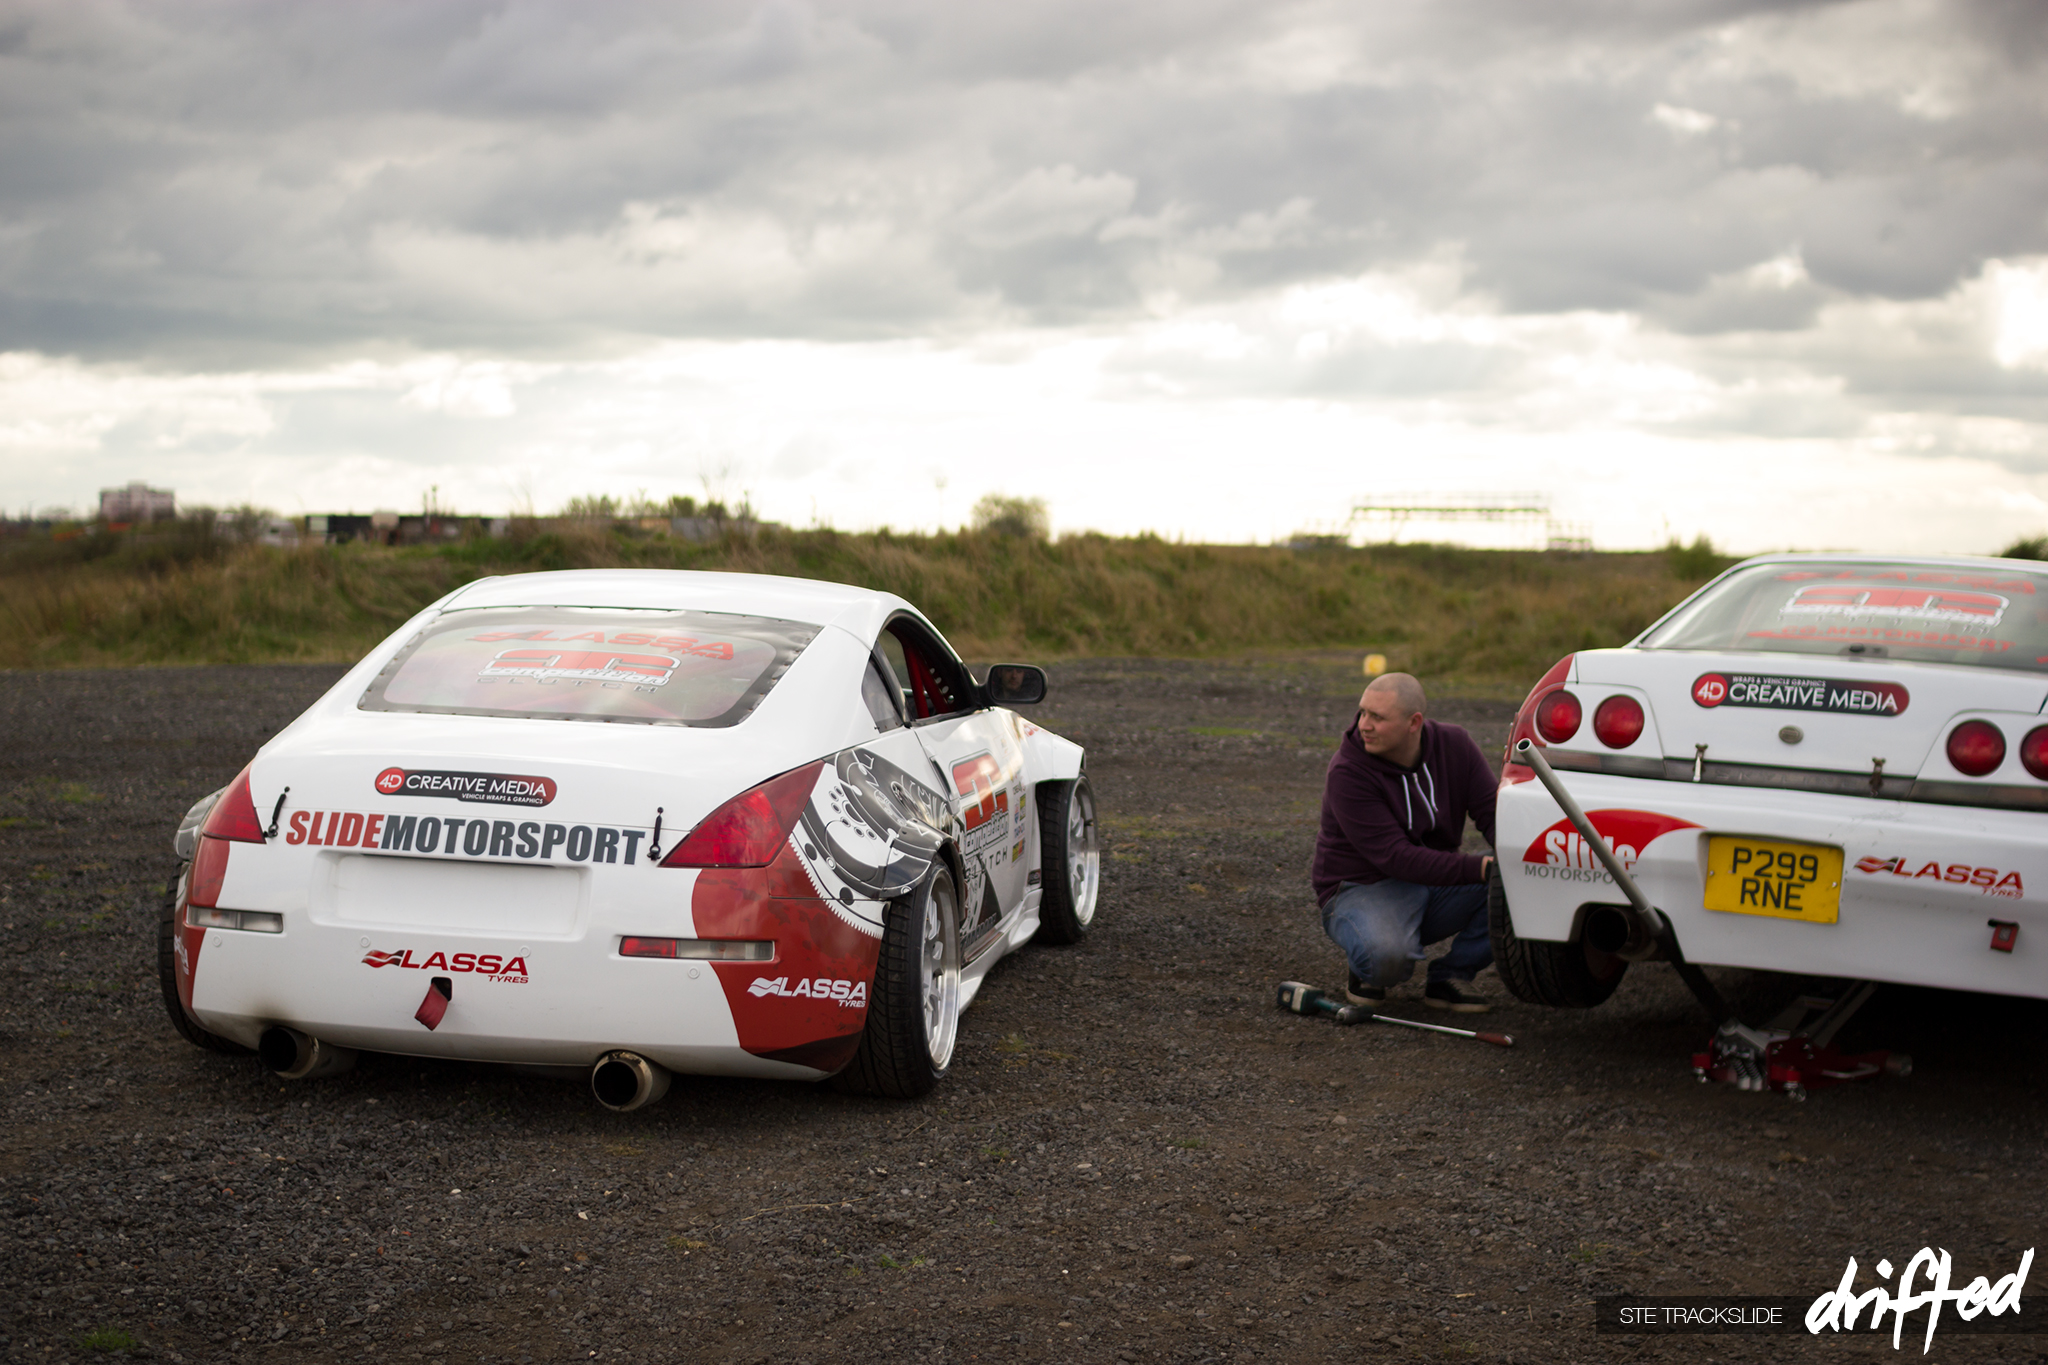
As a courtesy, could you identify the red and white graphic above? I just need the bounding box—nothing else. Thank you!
[1521,809,1702,881]
[951,752,1012,832]
[1693,674,1728,707]
[1853,856,2024,898]
[481,648,681,687]
[375,767,406,794]
[359,947,530,979]
[1783,583,2011,627]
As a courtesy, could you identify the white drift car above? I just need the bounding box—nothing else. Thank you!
[160,570,1098,1107]
[1492,553,2048,1008]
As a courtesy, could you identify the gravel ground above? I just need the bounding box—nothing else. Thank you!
[3,656,2047,1364]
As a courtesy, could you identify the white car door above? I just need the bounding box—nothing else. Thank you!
[876,617,1031,958]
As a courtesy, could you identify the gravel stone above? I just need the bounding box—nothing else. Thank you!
[1,658,2042,1362]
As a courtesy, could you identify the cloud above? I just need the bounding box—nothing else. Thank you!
[4,0,2048,552]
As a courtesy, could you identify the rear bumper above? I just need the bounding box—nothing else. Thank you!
[1498,773,2046,999]
[187,888,873,1082]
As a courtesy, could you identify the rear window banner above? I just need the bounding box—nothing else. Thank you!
[359,608,820,727]
[1643,564,2048,673]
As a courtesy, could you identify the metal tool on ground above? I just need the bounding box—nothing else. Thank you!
[1514,738,1905,1099]
[1367,1012,1515,1048]
[1275,981,1372,1025]
[1276,981,1515,1046]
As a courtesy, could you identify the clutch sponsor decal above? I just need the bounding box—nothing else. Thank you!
[747,976,868,1007]
[287,809,647,863]
[1854,856,2023,899]
[1691,672,1909,716]
[1521,810,1702,884]
[361,947,530,982]
[1783,583,2010,628]
[373,767,557,807]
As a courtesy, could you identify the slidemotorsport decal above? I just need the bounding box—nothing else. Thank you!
[1691,672,1909,716]
[373,767,558,807]
[287,808,647,863]
[1520,809,1703,884]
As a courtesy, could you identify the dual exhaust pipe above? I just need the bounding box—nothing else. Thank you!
[259,1027,671,1112]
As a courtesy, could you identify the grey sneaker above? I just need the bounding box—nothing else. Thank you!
[1424,979,1490,1013]
[1345,975,1386,1009]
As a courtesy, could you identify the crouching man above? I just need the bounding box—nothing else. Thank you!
[1311,672,1498,1013]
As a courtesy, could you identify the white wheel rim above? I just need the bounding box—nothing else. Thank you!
[920,875,961,1070]
[1066,782,1100,928]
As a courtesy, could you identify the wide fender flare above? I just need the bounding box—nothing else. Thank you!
[1017,722,1084,786]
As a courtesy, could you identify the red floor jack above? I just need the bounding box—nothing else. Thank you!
[1515,739,1911,1101]
[1690,983,1910,1101]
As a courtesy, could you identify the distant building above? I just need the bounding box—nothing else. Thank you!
[99,481,176,523]
[307,513,503,545]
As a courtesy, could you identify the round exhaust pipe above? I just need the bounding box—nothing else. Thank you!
[1583,904,1660,961]
[591,1051,670,1112]
[258,1026,358,1081]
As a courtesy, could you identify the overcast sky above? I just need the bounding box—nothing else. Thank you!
[4,0,2048,551]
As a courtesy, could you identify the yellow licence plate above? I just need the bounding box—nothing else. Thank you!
[1703,836,1843,924]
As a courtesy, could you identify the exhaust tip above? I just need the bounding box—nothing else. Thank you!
[259,1026,357,1081]
[591,1051,671,1112]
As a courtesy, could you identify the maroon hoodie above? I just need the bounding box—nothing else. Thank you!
[1311,718,1498,904]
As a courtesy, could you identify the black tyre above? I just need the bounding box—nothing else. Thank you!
[834,861,962,1098]
[1032,776,1099,945]
[1486,861,1626,1009]
[157,868,252,1055]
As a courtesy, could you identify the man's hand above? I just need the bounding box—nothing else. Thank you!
[1479,855,1494,883]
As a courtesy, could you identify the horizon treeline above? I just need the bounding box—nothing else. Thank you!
[0,519,1737,685]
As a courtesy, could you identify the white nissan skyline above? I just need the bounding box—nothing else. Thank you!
[1491,553,2048,1008]
[160,570,1098,1108]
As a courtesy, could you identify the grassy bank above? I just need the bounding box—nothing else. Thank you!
[0,524,1730,687]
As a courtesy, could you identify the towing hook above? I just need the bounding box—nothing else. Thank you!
[591,1051,671,1112]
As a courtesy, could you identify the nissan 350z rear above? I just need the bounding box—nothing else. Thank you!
[159,569,1099,1109]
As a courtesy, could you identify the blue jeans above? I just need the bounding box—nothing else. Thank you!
[1320,878,1492,988]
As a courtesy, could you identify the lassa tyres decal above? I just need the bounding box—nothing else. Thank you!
[694,746,952,1072]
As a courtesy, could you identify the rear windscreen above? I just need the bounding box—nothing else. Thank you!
[1640,562,2048,673]
[359,607,820,726]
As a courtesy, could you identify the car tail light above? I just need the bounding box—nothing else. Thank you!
[1502,655,1576,783]
[200,767,268,843]
[2022,726,2048,782]
[1535,690,1582,744]
[188,836,232,908]
[660,761,823,868]
[1946,720,2006,778]
[1592,695,1645,749]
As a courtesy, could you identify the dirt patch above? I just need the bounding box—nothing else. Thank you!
[2,657,2044,1363]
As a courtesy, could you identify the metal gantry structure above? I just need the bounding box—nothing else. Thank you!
[1347,493,1590,551]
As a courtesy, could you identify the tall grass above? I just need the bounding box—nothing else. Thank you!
[0,525,1729,687]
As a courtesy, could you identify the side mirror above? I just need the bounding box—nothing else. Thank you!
[983,663,1048,706]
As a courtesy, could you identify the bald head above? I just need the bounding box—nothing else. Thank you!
[1362,672,1426,720]
[1355,672,1428,764]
